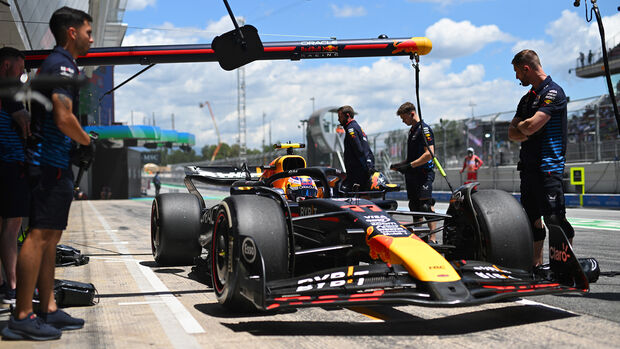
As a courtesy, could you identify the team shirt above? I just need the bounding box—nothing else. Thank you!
[30,46,81,169]
[343,119,375,173]
[0,99,26,162]
[515,76,568,173]
[406,121,435,171]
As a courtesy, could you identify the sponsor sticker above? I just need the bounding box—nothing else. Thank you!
[241,237,256,263]
[364,215,409,236]
[296,269,369,292]
[550,242,571,263]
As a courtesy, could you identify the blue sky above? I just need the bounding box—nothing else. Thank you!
[115,0,620,150]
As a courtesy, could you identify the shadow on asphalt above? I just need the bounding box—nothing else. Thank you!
[193,303,296,319]
[219,304,577,336]
[556,292,620,301]
[153,268,185,274]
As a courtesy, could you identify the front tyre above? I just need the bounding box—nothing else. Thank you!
[211,195,290,311]
[470,189,533,271]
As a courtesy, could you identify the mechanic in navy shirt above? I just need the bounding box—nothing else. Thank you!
[4,7,93,341]
[337,105,375,191]
[508,49,574,267]
[390,102,437,243]
[0,46,31,305]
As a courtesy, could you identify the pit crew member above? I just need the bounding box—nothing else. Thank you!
[390,102,437,243]
[508,49,574,267]
[0,46,30,305]
[4,7,93,341]
[337,105,375,191]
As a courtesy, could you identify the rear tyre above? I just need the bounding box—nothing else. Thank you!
[471,189,533,271]
[151,193,202,266]
[211,195,289,311]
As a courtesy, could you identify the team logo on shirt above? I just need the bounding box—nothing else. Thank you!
[543,90,557,105]
[423,127,432,142]
[59,66,75,77]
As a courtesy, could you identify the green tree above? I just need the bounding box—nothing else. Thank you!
[230,144,240,157]
[200,144,217,160]
[216,142,232,159]
[165,148,199,164]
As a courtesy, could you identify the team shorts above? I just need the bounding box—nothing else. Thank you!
[519,171,566,224]
[405,169,435,201]
[29,165,74,230]
[0,160,30,218]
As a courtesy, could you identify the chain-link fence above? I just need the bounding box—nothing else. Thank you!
[370,97,619,172]
[169,95,619,193]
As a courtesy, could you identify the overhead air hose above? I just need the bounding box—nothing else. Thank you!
[409,53,455,193]
[577,0,620,135]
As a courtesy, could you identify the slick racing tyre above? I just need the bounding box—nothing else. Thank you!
[211,195,290,311]
[151,193,202,266]
[471,189,533,271]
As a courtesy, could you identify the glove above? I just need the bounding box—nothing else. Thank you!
[71,141,95,168]
[366,159,375,175]
[390,162,410,174]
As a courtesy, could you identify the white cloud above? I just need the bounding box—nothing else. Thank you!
[511,10,620,82]
[126,0,157,11]
[406,0,487,9]
[121,16,238,46]
[115,53,522,152]
[330,4,367,18]
[425,18,514,58]
[113,14,534,153]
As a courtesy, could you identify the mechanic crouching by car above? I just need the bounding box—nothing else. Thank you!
[508,49,574,268]
[390,102,437,243]
[337,105,376,192]
[2,7,94,341]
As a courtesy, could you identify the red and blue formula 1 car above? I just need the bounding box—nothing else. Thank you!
[150,143,597,311]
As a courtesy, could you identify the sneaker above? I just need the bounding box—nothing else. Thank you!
[1,313,61,341]
[2,288,16,305]
[39,309,84,330]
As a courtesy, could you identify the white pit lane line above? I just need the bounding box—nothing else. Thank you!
[516,299,578,315]
[86,201,204,348]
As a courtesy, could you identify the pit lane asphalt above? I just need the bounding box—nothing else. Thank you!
[1,188,618,348]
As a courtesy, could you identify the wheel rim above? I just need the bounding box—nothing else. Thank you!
[151,200,160,255]
[212,212,230,294]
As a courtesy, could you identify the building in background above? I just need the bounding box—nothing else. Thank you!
[1,1,196,198]
[1,0,127,127]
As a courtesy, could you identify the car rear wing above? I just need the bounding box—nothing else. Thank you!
[184,165,262,186]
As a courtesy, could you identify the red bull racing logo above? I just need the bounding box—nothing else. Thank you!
[392,38,419,54]
[391,37,432,55]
